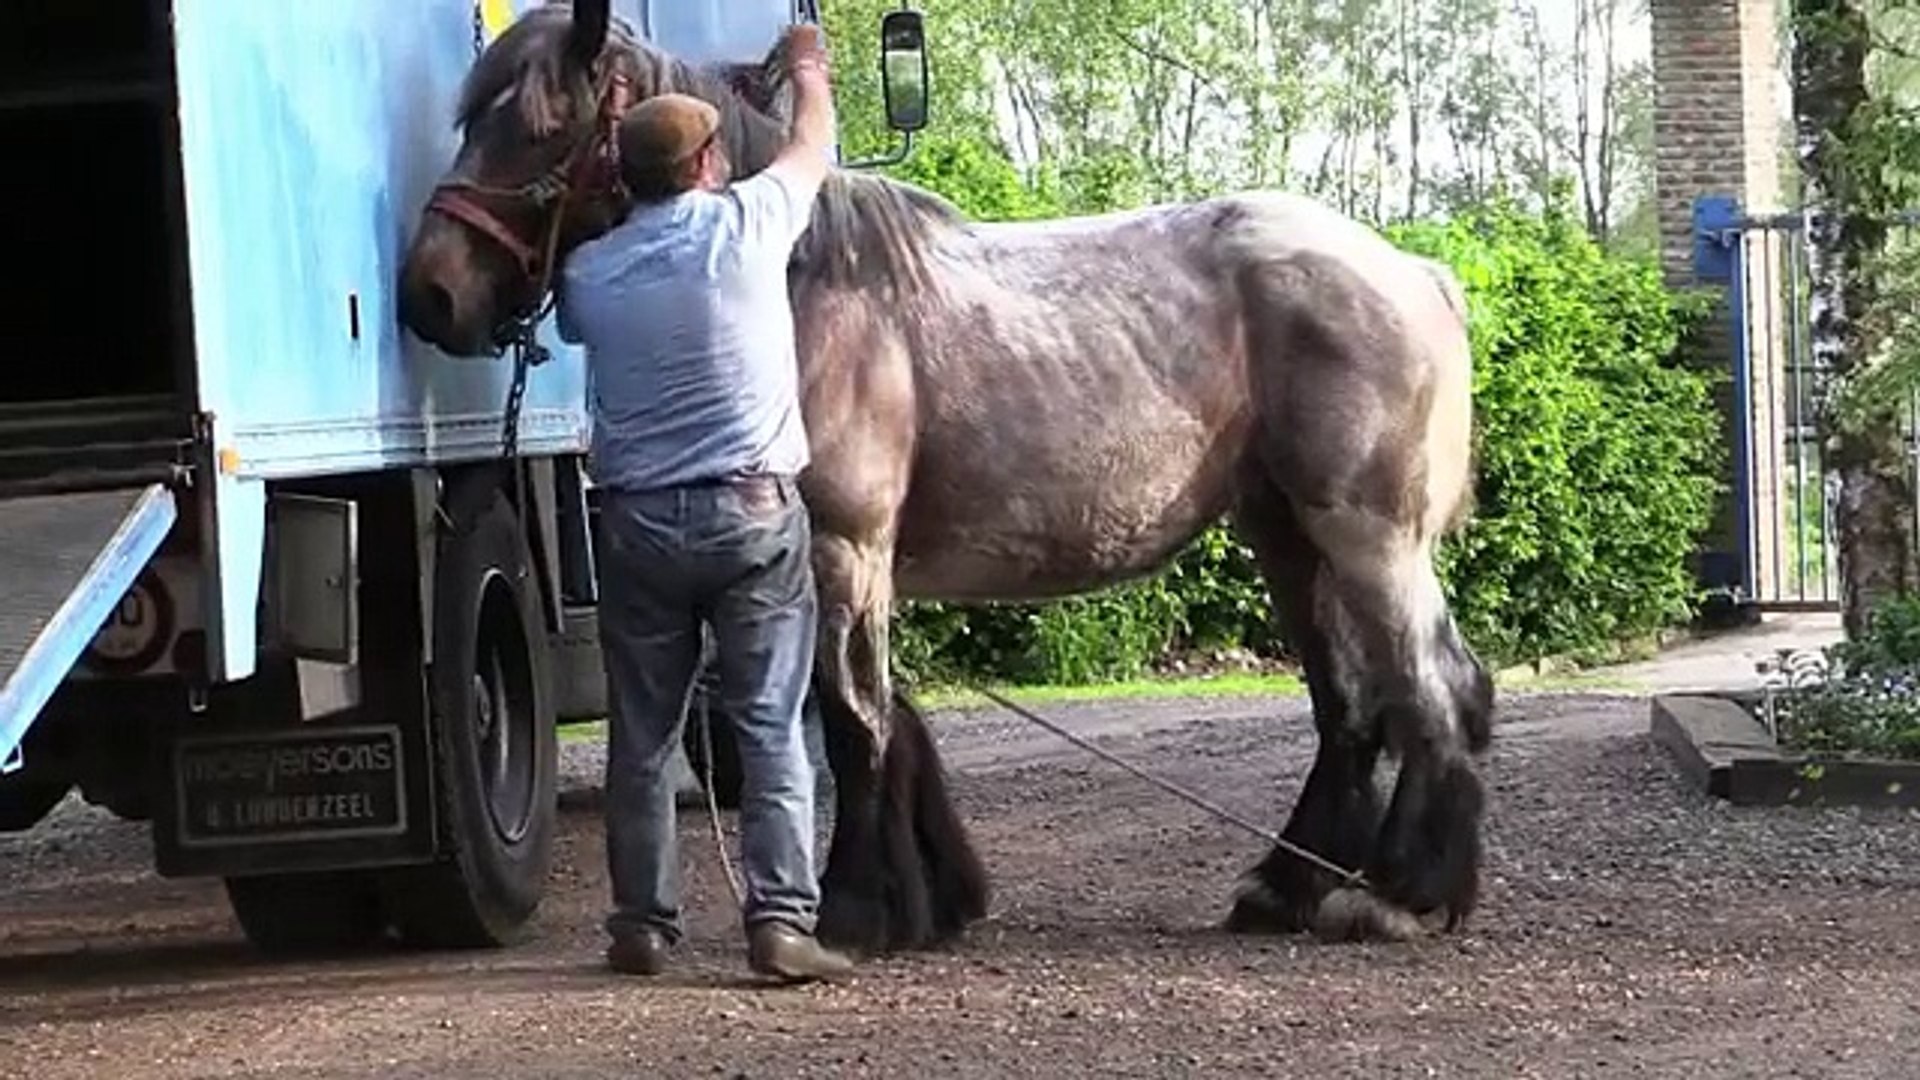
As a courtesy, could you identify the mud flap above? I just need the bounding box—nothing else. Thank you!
[0,485,177,771]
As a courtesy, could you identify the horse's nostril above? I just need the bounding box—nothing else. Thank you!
[422,283,457,335]
[401,278,460,345]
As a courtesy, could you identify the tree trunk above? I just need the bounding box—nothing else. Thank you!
[1793,0,1915,636]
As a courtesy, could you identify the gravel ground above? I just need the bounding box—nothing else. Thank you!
[2,691,1918,1078]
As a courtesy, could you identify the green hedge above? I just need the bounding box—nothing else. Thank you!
[1391,201,1722,663]
[891,528,1275,685]
[888,197,1721,685]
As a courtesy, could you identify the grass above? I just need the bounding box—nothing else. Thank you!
[557,670,1304,744]
[1496,670,1639,693]
[559,721,609,743]
[915,670,1306,709]
[552,665,1634,743]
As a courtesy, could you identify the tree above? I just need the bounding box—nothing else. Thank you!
[1792,0,1920,636]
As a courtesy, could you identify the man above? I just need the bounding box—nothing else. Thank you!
[555,24,848,984]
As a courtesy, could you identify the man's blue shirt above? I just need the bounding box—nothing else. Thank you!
[558,168,813,491]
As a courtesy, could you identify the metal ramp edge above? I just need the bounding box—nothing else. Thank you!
[0,484,178,772]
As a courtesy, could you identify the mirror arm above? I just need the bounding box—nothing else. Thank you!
[840,128,915,171]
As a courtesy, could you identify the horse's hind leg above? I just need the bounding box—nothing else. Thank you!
[1224,481,1385,935]
[811,532,990,954]
[1296,500,1492,938]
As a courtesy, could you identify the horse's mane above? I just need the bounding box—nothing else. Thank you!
[459,4,970,294]
[798,173,967,295]
[714,52,970,295]
[455,6,608,137]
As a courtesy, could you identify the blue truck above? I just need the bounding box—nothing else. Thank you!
[0,0,927,953]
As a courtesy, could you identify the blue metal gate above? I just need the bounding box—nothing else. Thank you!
[1692,196,1920,612]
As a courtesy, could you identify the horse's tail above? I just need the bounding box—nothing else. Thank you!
[1418,255,1471,329]
[1410,253,1478,539]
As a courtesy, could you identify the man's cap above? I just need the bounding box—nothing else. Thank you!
[618,93,721,172]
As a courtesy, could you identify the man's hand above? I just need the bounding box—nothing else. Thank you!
[766,23,836,202]
[783,24,830,79]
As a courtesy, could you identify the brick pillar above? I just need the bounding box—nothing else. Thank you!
[1650,0,1787,606]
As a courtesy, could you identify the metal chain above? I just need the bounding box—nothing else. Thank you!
[471,1,485,58]
[502,343,530,461]
[500,324,549,460]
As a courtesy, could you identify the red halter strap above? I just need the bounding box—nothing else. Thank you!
[424,61,634,298]
[425,187,544,276]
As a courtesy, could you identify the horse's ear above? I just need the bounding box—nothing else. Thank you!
[568,0,610,67]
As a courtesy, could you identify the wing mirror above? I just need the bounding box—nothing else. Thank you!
[880,9,928,133]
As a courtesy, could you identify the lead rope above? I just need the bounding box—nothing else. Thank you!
[697,692,747,908]
[974,687,1372,891]
[690,679,1370,910]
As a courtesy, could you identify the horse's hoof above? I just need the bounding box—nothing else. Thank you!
[1311,888,1426,943]
[1223,876,1311,935]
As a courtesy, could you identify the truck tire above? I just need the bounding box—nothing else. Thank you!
[225,871,386,955]
[0,776,71,832]
[384,489,556,948]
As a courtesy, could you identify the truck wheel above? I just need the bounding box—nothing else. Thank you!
[225,871,386,955]
[385,489,556,948]
[0,776,71,832]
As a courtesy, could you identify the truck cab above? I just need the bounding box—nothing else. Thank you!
[0,0,929,956]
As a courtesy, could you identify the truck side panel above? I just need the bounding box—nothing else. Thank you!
[167,1,653,675]
[165,0,793,680]
[170,0,604,481]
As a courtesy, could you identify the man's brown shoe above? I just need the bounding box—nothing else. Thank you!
[606,929,670,976]
[747,922,854,984]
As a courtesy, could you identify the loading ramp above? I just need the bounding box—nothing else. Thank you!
[0,485,177,771]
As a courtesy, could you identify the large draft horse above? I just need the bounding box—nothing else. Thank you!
[398,1,1495,952]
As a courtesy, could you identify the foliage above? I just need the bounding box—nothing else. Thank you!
[1841,235,1920,436]
[822,0,1657,241]
[1389,196,1722,662]
[1790,0,1920,634]
[1826,0,1920,438]
[891,527,1275,687]
[1770,594,1920,760]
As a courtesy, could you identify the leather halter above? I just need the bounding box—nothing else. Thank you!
[425,58,634,324]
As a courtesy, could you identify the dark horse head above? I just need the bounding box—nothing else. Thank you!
[397,0,801,357]
[397,0,633,357]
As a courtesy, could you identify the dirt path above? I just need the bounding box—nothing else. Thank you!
[2,690,1918,1078]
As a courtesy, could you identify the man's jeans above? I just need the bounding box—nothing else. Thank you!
[596,474,819,942]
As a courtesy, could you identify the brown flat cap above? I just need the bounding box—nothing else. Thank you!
[618,93,721,171]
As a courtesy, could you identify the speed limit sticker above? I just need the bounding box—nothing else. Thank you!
[84,572,175,674]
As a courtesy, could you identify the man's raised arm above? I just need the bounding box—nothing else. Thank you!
[764,25,836,207]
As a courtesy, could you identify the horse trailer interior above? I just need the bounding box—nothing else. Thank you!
[3,1,194,491]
